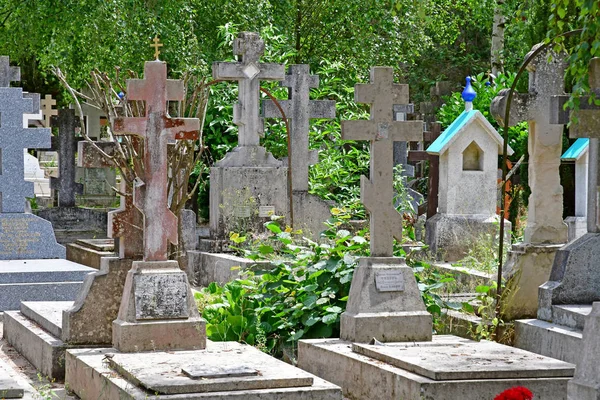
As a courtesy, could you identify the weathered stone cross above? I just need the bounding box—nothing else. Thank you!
[49,109,83,207]
[41,94,58,128]
[0,88,51,213]
[262,64,336,191]
[491,45,568,244]
[342,67,423,257]
[213,32,285,147]
[550,57,600,233]
[114,60,199,261]
[0,56,20,87]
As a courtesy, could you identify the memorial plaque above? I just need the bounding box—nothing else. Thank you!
[182,365,258,379]
[374,270,405,292]
[0,213,65,259]
[258,205,275,217]
[134,272,189,320]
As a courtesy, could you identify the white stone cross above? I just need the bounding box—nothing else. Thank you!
[0,56,20,87]
[41,94,58,128]
[491,44,568,244]
[342,67,423,257]
[213,32,285,147]
[262,64,336,191]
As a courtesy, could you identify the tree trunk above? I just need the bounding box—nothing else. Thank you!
[491,0,506,77]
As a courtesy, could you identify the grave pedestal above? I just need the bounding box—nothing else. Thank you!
[340,257,432,343]
[426,214,510,262]
[298,335,575,400]
[66,238,116,269]
[112,260,206,352]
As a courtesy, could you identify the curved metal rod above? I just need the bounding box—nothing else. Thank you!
[496,29,583,315]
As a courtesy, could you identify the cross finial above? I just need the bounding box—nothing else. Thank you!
[150,35,163,60]
[0,56,20,87]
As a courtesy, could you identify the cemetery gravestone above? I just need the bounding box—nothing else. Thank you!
[50,109,83,207]
[209,32,287,243]
[111,58,205,352]
[561,138,589,241]
[338,66,431,342]
[262,64,336,237]
[426,78,512,261]
[491,44,568,319]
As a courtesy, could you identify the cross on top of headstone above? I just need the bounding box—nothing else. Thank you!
[0,88,51,213]
[114,60,199,262]
[150,35,163,60]
[262,64,336,191]
[50,109,83,207]
[342,67,423,257]
[213,32,285,147]
[0,56,20,87]
[41,94,58,128]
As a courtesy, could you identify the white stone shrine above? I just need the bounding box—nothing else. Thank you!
[562,138,589,241]
[426,77,512,261]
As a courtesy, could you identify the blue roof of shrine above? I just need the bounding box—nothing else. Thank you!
[427,110,478,154]
[561,138,589,161]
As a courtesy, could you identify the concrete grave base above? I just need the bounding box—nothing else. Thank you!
[0,357,24,399]
[298,335,575,400]
[0,259,94,311]
[514,318,583,365]
[35,206,108,245]
[66,238,116,269]
[65,341,342,400]
[340,257,432,343]
[501,243,564,320]
[426,213,510,262]
[186,251,272,287]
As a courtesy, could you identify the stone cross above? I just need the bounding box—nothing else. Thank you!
[41,94,58,128]
[342,67,423,257]
[114,60,199,261]
[0,88,51,213]
[491,44,568,244]
[213,32,285,147]
[408,122,441,218]
[49,109,83,207]
[150,35,163,60]
[0,56,20,87]
[262,64,336,191]
[551,57,600,233]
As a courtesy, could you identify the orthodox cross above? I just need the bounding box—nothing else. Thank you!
[550,57,600,233]
[113,60,199,261]
[49,109,83,207]
[150,35,163,60]
[0,56,20,87]
[262,64,336,191]
[490,45,568,244]
[342,67,423,257]
[213,32,285,147]
[41,94,58,128]
[0,88,51,212]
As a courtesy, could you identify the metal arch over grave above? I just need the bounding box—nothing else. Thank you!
[341,66,423,257]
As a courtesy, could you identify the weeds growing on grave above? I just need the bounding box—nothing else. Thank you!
[196,209,458,359]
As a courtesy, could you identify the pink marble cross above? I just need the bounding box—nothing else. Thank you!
[113,61,199,261]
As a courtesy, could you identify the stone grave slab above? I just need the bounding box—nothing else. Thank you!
[0,358,23,399]
[20,301,72,338]
[75,238,114,252]
[0,259,93,311]
[352,338,575,380]
[66,238,116,269]
[107,344,314,395]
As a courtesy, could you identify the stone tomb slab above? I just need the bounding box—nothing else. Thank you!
[107,344,314,395]
[0,358,24,399]
[20,301,73,338]
[75,238,114,252]
[352,336,574,380]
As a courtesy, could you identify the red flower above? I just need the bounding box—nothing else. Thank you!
[494,386,533,400]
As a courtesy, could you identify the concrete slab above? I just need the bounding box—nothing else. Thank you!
[66,343,342,400]
[75,238,114,252]
[0,357,23,398]
[298,336,574,400]
[108,343,313,394]
[20,301,72,338]
[552,304,592,330]
[352,338,574,380]
[515,318,583,365]
[66,239,115,269]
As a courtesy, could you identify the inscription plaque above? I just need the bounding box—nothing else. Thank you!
[134,272,189,320]
[182,365,259,379]
[258,205,275,217]
[374,270,405,292]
